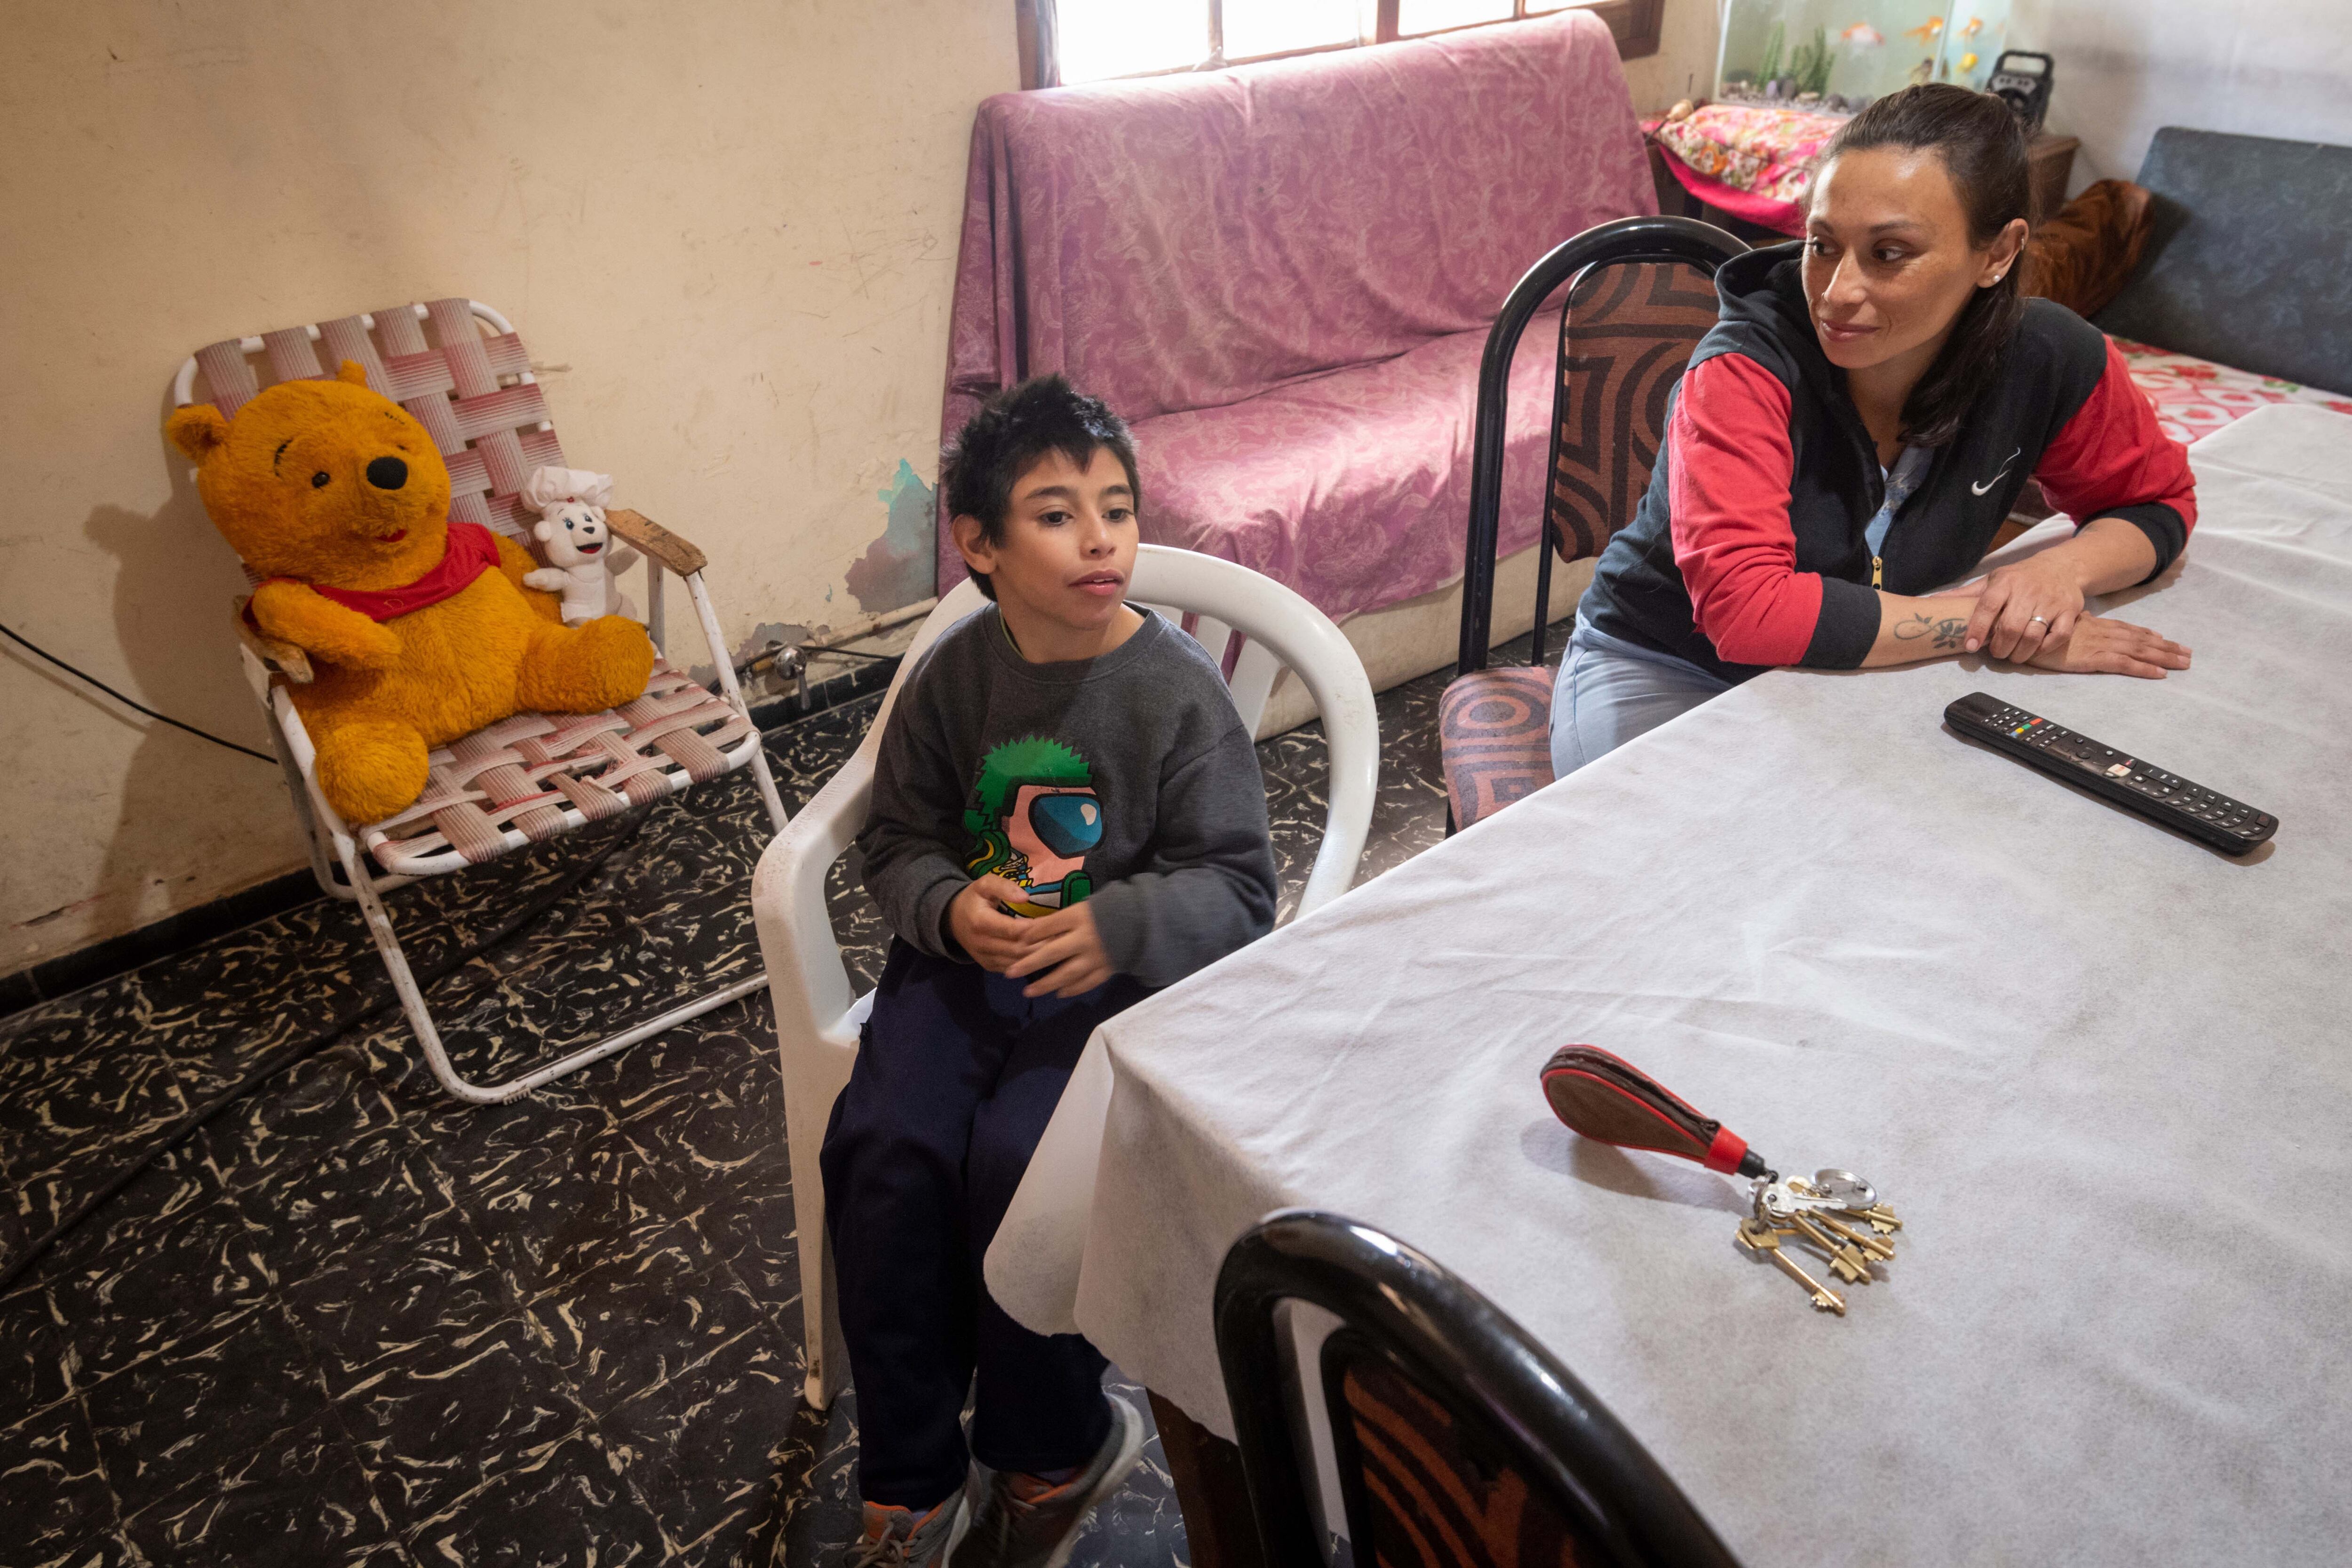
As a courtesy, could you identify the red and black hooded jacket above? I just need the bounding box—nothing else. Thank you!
[1577,242,2197,683]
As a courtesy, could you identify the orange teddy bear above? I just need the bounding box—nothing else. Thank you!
[167,362,653,825]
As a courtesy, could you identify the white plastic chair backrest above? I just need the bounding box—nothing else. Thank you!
[889,547,1371,905]
[778,544,1377,1036]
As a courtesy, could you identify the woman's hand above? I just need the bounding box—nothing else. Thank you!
[2027,615,2193,679]
[1962,551,2086,664]
[1003,902,1114,999]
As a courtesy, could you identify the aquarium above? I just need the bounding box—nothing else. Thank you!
[1714,0,2013,112]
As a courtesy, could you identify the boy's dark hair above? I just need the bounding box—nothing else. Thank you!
[1821,84,2032,448]
[941,375,1139,601]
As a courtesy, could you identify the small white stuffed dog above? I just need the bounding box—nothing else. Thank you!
[520,466,639,625]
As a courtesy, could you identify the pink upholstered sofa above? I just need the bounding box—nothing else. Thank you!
[938,10,1655,623]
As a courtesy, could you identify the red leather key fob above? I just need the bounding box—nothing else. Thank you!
[1540,1045,1766,1177]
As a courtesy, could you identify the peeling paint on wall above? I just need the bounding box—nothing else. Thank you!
[844,459,937,614]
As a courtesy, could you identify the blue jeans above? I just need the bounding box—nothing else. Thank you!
[820,939,1148,1507]
[1549,623,1733,779]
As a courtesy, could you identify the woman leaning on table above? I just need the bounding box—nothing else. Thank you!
[1555,84,2196,776]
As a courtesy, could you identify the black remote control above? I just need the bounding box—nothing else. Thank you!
[1944,692,2277,854]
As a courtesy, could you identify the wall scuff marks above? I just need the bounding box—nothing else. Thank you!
[845,459,938,613]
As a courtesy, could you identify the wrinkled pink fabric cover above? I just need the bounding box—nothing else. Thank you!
[1133,310,1563,620]
[939,11,1654,612]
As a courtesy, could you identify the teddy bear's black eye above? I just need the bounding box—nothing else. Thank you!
[311,471,331,488]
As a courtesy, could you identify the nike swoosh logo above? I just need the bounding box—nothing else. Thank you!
[1973,447,2023,496]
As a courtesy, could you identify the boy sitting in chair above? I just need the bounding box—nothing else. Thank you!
[825,376,1279,1566]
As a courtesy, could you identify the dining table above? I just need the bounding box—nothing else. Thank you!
[986,401,2352,1566]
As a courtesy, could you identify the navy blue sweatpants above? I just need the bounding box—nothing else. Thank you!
[819,938,1149,1508]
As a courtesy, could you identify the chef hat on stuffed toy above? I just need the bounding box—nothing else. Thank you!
[521,465,614,511]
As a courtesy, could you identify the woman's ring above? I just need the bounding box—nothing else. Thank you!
[2029,615,2047,624]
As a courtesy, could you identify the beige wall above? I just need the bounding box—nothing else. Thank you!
[2006,0,2352,194]
[1622,0,1724,114]
[0,0,1019,975]
[0,0,1712,980]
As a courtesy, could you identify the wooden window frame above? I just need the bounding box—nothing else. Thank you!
[1018,0,1662,90]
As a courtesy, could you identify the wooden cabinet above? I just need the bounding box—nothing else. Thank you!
[2028,131,2081,223]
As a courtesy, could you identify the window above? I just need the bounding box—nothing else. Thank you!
[1030,0,1662,88]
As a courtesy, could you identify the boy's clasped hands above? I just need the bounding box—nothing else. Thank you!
[949,876,1115,998]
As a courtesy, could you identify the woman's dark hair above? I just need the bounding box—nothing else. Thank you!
[1820,84,2032,447]
[942,374,1139,601]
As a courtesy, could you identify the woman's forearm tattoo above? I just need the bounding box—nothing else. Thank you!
[1893,613,1969,649]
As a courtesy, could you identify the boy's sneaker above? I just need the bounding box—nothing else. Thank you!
[950,1394,1146,1568]
[851,1496,964,1567]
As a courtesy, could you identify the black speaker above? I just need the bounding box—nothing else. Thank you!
[1987,50,2053,134]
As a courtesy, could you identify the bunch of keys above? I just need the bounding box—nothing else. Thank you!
[1541,1046,1901,1316]
[1737,1170,1902,1315]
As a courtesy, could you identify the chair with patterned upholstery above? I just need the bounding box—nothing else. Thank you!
[171,300,788,1104]
[1214,1211,1741,1568]
[1442,216,1747,831]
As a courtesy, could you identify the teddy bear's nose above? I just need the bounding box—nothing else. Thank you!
[365,455,409,491]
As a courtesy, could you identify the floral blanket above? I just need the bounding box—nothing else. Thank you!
[1648,103,1845,205]
[2112,338,2352,446]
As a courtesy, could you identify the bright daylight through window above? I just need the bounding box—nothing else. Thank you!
[1055,0,1587,84]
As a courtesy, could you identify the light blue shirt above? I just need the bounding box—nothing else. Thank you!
[1866,445,1933,561]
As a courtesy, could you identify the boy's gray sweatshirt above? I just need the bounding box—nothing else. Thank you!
[858,605,1278,988]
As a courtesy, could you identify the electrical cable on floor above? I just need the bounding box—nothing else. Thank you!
[1,620,277,764]
[0,809,656,1298]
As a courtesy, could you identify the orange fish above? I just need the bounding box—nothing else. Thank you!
[1840,23,1884,45]
[1958,16,1984,37]
[1902,16,1945,44]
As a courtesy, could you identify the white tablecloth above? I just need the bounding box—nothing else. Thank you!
[987,404,2352,1565]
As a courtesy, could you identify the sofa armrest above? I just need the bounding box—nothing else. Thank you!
[606,508,707,576]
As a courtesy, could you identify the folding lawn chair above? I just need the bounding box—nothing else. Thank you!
[172,298,788,1104]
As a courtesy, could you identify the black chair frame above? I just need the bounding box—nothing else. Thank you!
[1214,1210,1741,1568]
[1456,215,1748,681]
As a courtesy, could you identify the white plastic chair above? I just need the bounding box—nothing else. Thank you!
[751,544,1379,1408]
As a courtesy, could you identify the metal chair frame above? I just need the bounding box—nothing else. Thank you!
[1214,1210,1742,1568]
[173,301,788,1105]
[1455,215,1750,682]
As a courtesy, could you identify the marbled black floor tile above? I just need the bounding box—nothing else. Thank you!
[441,1098,695,1301]
[333,1311,588,1531]
[524,1217,775,1419]
[0,1393,117,1562]
[397,1426,668,1567]
[595,1319,801,1565]
[611,1012,788,1202]
[37,1145,270,1389]
[278,1193,511,1402]
[117,1409,405,1567]
[0,1273,72,1416]
[19,1531,148,1568]
[0,1042,193,1218]
[80,1299,334,1521]
[683,1158,803,1332]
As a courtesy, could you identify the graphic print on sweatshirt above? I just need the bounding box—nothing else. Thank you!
[961,735,1104,917]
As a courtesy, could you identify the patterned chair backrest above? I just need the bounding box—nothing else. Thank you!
[1330,1338,1604,1568]
[1545,259,1724,562]
[188,299,564,546]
